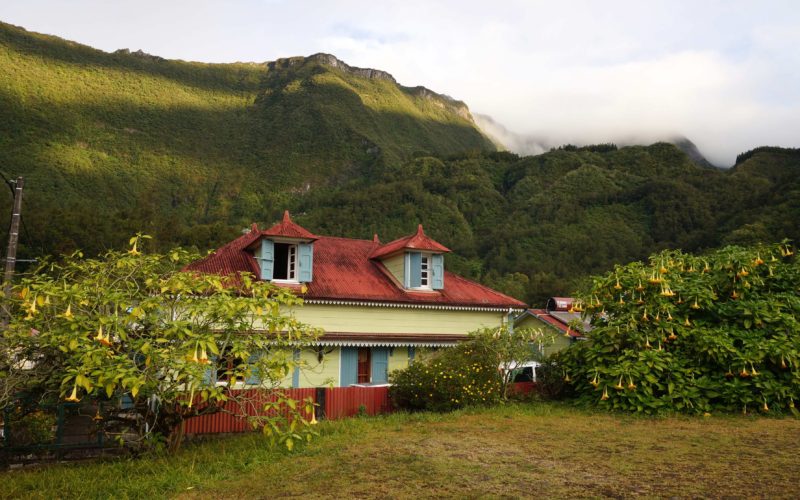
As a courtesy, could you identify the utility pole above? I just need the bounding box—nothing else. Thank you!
[2,176,23,326]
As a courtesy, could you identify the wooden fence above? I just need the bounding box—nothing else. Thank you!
[183,386,392,436]
[183,382,534,436]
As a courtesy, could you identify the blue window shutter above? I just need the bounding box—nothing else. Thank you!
[245,353,260,385]
[409,252,422,288]
[340,347,358,386]
[403,252,411,287]
[260,239,274,281]
[408,346,415,364]
[371,347,389,384]
[432,253,444,289]
[292,349,300,388]
[298,243,313,282]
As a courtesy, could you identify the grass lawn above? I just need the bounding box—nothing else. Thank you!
[2,403,799,499]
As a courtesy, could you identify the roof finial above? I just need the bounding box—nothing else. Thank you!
[417,224,424,235]
[282,210,291,223]
[373,233,380,243]
[250,222,259,233]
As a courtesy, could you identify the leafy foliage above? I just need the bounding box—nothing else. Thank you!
[389,326,548,411]
[2,235,320,451]
[557,242,800,414]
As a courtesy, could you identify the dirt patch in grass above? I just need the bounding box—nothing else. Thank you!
[2,404,799,499]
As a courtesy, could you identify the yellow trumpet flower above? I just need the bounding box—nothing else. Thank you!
[614,376,624,390]
[601,386,609,401]
[94,326,112,346]
[65,384,81,403]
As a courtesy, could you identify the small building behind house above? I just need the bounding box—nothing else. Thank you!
[514,297,590,357]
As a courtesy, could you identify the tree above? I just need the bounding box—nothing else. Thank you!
[558,242,799,414]
[2,235,320,451]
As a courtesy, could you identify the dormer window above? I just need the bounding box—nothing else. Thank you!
[249,211,317,284]
[273,243,298,281]
[405,251,443,290]
[370,224,449,292]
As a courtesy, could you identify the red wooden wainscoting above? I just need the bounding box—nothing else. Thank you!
[183,386,392,436]
[183,382,532,436]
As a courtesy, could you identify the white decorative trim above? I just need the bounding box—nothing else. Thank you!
[318,340,457,348]
[304,298,524,313]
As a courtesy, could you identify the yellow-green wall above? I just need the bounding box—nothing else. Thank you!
[383,253,405,284]
[515,316,573,357]
[388,346,412,374]
[296,348,339,388]
[288,305,506,336]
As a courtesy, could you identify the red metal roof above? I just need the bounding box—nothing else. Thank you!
[259,211,318,241]
[185,222,525,309]
[524,308,584,337]
[370,224,450,259]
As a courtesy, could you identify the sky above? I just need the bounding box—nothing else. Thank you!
[2,0,799,165]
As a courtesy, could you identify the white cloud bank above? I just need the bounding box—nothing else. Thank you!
[2,0,799,165]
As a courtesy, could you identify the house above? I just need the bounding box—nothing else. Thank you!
[513,297,589,357]
[185,211,527,387]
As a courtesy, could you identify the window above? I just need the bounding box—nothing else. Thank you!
[273,243,297,281]
[404,251,444,290]
[420,254,430,288]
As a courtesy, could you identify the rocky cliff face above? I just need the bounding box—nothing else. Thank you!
[267,53,476,123]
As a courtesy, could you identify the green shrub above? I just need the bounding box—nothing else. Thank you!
[559,242,800,414]
[4,408,57,447]
[389,342,501,412]
[389,327,547,411]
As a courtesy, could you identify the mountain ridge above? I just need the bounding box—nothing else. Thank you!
[0,21,798,305]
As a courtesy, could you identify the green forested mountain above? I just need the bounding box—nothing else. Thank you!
[1,22,799,305]
[0,22,492,253]
[298,144,800,304]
